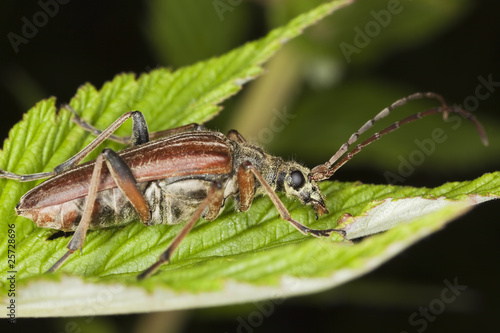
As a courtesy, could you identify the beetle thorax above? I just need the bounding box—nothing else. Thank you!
[234,140,328,216]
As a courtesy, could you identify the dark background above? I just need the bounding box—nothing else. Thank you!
[1,0,499,332]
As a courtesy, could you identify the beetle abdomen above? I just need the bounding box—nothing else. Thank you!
[17,186,141,231]
[146,178,225,225]
[17,177,229,231]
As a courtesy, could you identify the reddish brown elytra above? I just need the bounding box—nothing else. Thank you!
[0,92,487,279]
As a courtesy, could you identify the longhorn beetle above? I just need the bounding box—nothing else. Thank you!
[0,92,488,279]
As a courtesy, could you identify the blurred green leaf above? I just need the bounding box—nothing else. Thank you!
[144,0,252,67]
[267,0,473,67]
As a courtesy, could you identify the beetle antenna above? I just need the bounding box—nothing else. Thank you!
[309,92,488,182]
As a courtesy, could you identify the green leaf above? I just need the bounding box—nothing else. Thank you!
[8,176,500,316]
[1,0,498,318]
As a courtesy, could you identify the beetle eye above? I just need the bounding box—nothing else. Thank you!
[290,170,305,190]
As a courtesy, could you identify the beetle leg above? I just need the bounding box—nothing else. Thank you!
[0,169,54,182]
[56,110,151,173]
[66,105,206,143]
[101,148,151,223]
[137,180,224,280]
[0,110,149,181]
[237,163,255,212]
[67,105,150,146]
[65,105,129,145]
[47,148,151,273]
[241,161,346,238]
[227,129,247,143]
[46,153,105,272]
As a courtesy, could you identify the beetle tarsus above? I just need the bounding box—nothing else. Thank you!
[308,228,346,238]
[137,260,164,280]
[46,250,74,273]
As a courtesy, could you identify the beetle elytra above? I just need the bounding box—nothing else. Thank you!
[0,92,487,279]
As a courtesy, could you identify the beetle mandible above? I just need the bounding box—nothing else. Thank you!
[0,92,488,279]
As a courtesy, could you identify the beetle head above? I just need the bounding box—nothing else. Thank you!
[277,162,328,217]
